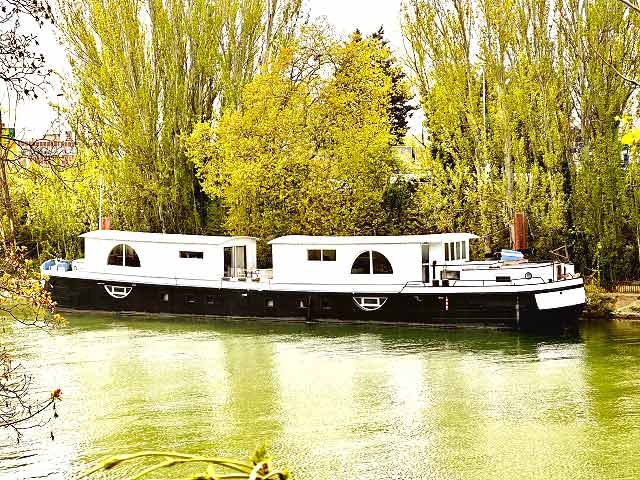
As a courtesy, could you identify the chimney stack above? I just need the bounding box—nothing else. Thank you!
[513,212,527,251]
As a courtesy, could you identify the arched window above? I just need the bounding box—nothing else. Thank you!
[372,251,393,274]
[351,251,393,275]
[351,252,371,274]
[107,244,141,267]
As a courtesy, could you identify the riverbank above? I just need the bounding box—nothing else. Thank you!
[608,293,640,320]
[585,286,640,320]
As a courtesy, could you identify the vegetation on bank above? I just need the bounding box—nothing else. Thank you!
[0,247,65,441]
[0,0,638,287]
[584,282,616,317]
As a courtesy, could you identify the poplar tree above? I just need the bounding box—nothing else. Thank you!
[59,0,304,234]
[402,0,640,282]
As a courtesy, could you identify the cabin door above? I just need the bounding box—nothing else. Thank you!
[421,243,430,283]
[224,246,247,277]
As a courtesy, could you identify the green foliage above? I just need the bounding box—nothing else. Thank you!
[11,160,99,260]
[186,25,405,258]
[59,0,304,234]
[402,0,640,278]
[584,281,615,317]
[352,27,416,143]
[6,0,637,286]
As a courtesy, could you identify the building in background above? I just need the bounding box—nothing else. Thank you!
[22,131,76,166]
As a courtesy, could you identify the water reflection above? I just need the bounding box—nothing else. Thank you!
[0,316,638,479]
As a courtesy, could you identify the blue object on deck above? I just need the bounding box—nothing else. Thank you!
[41,259,71,273]
[501,249,524,261]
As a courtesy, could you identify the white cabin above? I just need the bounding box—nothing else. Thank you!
[268,233,477,285]
[44,230,577,290]
[76,230,257,280]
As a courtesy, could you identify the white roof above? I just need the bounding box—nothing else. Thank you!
[268,233,478,246]
[80,230,256,246]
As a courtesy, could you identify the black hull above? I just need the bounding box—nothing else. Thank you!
[48,277,585,332]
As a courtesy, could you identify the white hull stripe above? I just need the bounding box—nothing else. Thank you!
[535,288,586,310]
[45,270,584,295]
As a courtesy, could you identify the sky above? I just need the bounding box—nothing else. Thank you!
[11,0,419,138]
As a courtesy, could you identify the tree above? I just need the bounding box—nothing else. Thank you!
[559,0,640,284]
[402,0,640,281]
[350,27,415,144]
[58,0,304,235]
[1,246,64,442]
[0,0,55,245]
[186,26,403,261]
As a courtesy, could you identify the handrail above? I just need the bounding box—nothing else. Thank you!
[402,273,580,289]
[448,276,547,287]
[434,261,560,270]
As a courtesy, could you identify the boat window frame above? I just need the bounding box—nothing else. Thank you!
[180,250,204,259]
[351,251,371,274]
[107,243,141,267]
[322,249,336,261]
[307,249,321,261]
[351,250,393,275]
[307,249,337,262]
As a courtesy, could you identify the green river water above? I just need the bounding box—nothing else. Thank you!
[1,315,639,479]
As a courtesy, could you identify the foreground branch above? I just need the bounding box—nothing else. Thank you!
[81,447,289,480]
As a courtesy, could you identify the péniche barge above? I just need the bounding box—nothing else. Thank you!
[42,230,586,331]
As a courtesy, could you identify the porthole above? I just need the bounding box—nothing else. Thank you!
[185,294,199,304]
[353,296,388,311]
[104,285,132,299]
[265,298,274,308]
[524,272,532,280]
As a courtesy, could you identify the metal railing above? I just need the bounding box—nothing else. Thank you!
[614,282,640,294]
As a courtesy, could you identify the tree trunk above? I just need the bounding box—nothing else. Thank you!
[0,158,15,246]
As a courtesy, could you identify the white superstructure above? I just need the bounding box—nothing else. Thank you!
[43,230,579,294]
[269,233,477,285]
[73,230,257,280]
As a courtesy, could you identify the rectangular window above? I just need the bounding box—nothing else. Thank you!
[443,270,460,280]
[462,240,467,259]
[161,292,169,302]
[224,246,246,277]
[496,276,511,283]
[322,249,336,261]
[307,249,321,261]
[421,243,429,264]
[445,243,450,261]
[421,243,430,283]
[455,242,461,260]
[180,251,204,259]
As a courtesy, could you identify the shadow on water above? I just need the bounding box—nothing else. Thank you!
[60,311,584,358]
